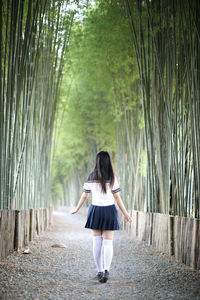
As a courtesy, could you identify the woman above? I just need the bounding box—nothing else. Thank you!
[71,151,132,283]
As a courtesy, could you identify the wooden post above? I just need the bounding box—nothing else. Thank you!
[49,206,51,226]
[148,213,153,245]
[41,209,44,232]
[36,209,40,235]
[191,219,199,269]
[29,209,34,241]
[0,211,2,258]
[24,211,29,246]
[136,211,138,236]
[50,206,54,226]
[46,207,49,229]
[168,215,174,256]
[14,210,20,250]
[44,208,47,230]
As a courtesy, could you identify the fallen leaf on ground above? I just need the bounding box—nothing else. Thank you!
[51,243,67,248]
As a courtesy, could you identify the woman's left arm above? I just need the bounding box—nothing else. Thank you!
[113,192,132,223]
[71,192,89,214]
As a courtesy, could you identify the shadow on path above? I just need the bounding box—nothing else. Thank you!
[0,207,199,300]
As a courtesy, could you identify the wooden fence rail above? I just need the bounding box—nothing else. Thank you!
[0,207,53,259]
[122,210,200,270]
[1,207,199,271]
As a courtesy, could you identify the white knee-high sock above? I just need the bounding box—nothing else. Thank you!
[93,236,103,272]
[103,239,113,271]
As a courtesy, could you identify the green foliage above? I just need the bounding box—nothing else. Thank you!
[51,0,142,203]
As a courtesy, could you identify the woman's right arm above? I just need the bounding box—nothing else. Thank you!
[113,193,132,223]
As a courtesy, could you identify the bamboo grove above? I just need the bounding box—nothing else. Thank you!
[0,0,76,209]
[0,0,199,219]
[52,0,199,219]
[124,0,200,218]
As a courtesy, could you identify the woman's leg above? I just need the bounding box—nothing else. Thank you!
[102,230,114,240]
[102,230,114,272]
[92,229,102,236]
[91,229,103,273]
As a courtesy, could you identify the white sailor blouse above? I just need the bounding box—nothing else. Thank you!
[83,172,121,206]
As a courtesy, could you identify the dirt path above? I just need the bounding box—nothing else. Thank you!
[0,207,199,300]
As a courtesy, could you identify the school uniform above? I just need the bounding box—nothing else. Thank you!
[83,172,120,230]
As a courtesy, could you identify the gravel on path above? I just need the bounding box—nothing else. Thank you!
[0,207,199,300]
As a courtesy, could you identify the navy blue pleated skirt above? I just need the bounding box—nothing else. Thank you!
[85,204,120,230]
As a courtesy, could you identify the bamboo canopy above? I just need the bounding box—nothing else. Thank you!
[51,0,200,219]
[0,0,199,220]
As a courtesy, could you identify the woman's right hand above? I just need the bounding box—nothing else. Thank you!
[70,208,78,215]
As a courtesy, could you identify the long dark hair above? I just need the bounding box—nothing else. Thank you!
[93,151,115,193]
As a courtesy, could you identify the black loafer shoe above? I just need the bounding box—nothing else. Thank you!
[97,272,103,281]
[99,270,109,283]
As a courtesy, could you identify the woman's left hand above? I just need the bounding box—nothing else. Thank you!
[124,214,132,223]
